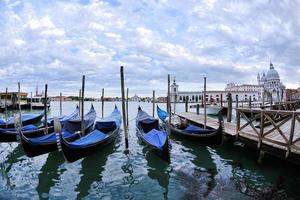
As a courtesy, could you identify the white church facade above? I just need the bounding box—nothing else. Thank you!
[170,62,285,103]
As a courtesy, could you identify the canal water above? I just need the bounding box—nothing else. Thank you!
[0,101,299,199]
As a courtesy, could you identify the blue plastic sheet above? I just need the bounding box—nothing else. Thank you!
[94,106,121,132]
[0,125,38,134]
[144,129,167,150]
[183,124,215,134]
[28,130,76,145]
[157,106,169,121]
[68,129,107,149]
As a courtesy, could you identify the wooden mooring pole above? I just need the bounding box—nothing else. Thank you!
[5,88,8,128]
[185,96,188,112]
[196,104,200,115]
[101,88,104,119]
[81,75,85,136]
[152,90,155,117]
[227,93,232,122]
[30,92,32,111]
[79,89,81,117]
[120,66,129,149]
[204,77,207,128]
[168,74,171,124]
[126,88,129,128]
[60,92,62,116]
[44,84,48,134]
[220,93,223,108]
[17,82,22,126]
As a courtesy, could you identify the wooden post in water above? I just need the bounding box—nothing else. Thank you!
[81,75,85,136]
[201,95,204,107]
[185,96,188,112]
[17,82,22,126]
[101,88,104,119]
[126,88,129,128]
[5,88,8,128]
[167,74,171,124]
[249,96,252,109]
[60,92,62,116]
[220,93,223,108]
[120,66,129,149]
[227,93,232,122]
[78,89,81,117]
[44,84,48,134]
[204,77,207,128]
[235,95,239,120]
[30,92,32,111]
[196,104,200,115]
[173,94,177,114]
[152,90,155,117]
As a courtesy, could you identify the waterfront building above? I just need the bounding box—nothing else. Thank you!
[170,78,260,103]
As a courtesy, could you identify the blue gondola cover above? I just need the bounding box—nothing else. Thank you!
[68,129,108,149]
[144,129,167,150]
[0,124,38,134]
[28,130,76,145]
[157,106,169,121]
[183,124,214,134]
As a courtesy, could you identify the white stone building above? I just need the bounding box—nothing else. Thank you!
[170,78,260,103]
[257,62,286,102]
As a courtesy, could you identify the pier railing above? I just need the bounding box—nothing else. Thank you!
[236,108,300,158]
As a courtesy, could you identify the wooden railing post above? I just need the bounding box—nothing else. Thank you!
[286,111,296,158]
[258,110,264,149]
[236,109,240,140]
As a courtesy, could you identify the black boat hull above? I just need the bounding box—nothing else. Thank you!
[60,128,120,162]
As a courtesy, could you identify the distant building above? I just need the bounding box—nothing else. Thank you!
[50,96,72,101]
[170,78,260,103]
[286,88,300,101]
[131,94,140,101]
[257,62,286,102]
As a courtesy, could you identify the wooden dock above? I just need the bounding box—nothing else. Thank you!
[177,107,300,165]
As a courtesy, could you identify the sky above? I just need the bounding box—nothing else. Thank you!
[0,0,300,97]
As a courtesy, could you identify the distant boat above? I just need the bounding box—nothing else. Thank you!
[59,105,121,162]
[136,106,170,160]
[28,95,51,109]
[157,106,224,144]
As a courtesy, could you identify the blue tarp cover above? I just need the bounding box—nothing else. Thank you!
[28,130,76,145]
[68,129,107,149]
[0,125,38,134]
[157,106,169,121]
[183,124,215,134]
[94,107,121,132]
[144,129,167,150]
[0,113,42,125]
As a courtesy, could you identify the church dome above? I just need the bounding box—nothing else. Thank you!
[266,62,280,80]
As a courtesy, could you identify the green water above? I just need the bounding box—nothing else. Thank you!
[0,101,299,199]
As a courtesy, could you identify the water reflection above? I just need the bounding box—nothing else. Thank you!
[36,152,65,199]
[145,150,170,199]
[75,141,117,199]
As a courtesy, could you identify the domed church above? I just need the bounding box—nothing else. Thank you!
[257,62,286,102]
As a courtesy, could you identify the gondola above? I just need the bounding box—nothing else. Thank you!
[157,106,224,145]
[47,105,80,126]
[58,105,121,162]
[0,112,44,128]
[136,106,169,160]
[0,106,80,142]
[63,104,96,133]
[19,105,96,157]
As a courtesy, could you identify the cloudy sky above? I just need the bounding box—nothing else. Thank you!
[0,0,299,97]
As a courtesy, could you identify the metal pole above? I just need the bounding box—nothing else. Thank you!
[204,77,207,128]
[126,88,129,128]
[60,92,62,116]
[152,90,155,117]
[120,66,129,149]
[101,88,104,119]
[44,84,48,134]
[81,75,85,136]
